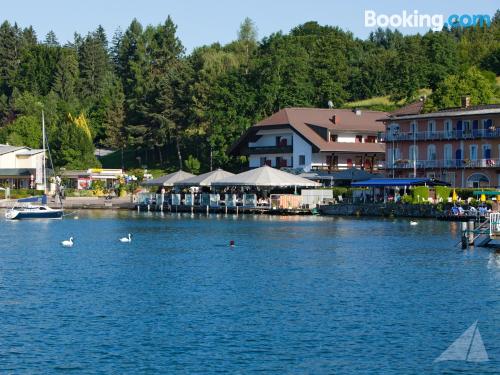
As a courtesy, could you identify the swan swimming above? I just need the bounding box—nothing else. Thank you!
[61,237,74,247]
[410,221,418,226]
[120,233,132,243]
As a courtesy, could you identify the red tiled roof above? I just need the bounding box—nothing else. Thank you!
[389,100,425,117]
[230,107,387,155]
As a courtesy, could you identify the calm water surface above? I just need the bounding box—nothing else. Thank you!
[0,211,499,374]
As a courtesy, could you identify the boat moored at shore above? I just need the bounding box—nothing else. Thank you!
[5,196,63,220]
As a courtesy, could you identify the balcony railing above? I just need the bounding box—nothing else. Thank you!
[248,145,293,154]
[386,158,499,169]
[385,128,500,142]
[311,164,384,172]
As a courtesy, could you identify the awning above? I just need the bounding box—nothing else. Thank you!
[0,168,35,177]
[212,166,321,187]
[174,169,234,187]
[351,178,450,187]
[473,191,500,196]
[143,170,195,187]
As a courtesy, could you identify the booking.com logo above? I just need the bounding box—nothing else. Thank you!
[365,10,491,31]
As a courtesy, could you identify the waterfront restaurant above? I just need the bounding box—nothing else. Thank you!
[229,107,387,173]
[382,98,500,188]
[351,177,450,203]
[61,168,124,190]
[138,166,325,210]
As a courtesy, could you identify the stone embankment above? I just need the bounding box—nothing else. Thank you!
[319,203,438,218]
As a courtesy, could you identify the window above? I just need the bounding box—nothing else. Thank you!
[409,145,418,161]
[482,118,493,130]
[444,144,452,167]
[463,120,472,135]
[365,136,376,143]
[330,134,338,142]
[275,136,281,146]
[299,155,305,166]
[410,121,418,134]
[482,144,491,159]
[470,145,478,160]
[276,156,284,167]
[428,120,436,133]
[394,148,402,161]
[260,157,266,166]
[355,135,363,143]
[427,145,436,160]
[444,120,453,138]
[427,144,437,167]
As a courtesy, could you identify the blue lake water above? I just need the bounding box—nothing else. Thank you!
[0,211,499,374]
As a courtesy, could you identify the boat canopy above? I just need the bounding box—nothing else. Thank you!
[17,195,48,204]
[351,178,450,187]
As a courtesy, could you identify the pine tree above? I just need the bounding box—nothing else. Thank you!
[53,48,79,101]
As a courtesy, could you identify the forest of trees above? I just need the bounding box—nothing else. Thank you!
[0,13,498,173]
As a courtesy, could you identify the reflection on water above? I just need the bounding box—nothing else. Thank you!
[0,210,499,373]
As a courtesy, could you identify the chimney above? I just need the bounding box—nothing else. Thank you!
[330,114,337,124]
[461,95,471,108]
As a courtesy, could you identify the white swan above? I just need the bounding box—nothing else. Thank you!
[61,237,74,247]
[120,233,132,243]
[410,221,418,226]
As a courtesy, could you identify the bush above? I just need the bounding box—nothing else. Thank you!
[411,186,429,203]
[435,186,451,202]
[401,194,413,204]
[0,189,45,199]
[331,187,348,198]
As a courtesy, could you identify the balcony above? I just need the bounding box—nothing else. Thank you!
[248,145,293,154]
[386,158,500,169]
[386,128,500,142]
[311,164,384,172]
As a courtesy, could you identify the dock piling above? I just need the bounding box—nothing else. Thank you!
[467,220,475,246]
[461,222,468,249]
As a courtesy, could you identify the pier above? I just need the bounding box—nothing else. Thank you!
[459,212,500,249]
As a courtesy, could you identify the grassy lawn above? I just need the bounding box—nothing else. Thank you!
[343,88,432,111]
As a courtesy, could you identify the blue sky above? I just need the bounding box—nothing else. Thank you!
[3,0,498,51]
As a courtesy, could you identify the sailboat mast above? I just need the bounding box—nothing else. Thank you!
[42,109,47,193]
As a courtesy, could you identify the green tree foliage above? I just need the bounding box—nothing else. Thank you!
[53,48,79,101]
[2,115,41,148]
[0,13,498,173]
[184,155,200,174]
[429,67,496,110]
[51,113,99,169]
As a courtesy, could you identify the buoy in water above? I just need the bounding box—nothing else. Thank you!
[74,216,79,220]
[229,240,235,247]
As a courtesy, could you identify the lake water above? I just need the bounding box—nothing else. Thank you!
[0,211,499,374]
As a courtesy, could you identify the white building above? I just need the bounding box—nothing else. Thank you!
[230,108,387,172]
[0,144,45,188]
